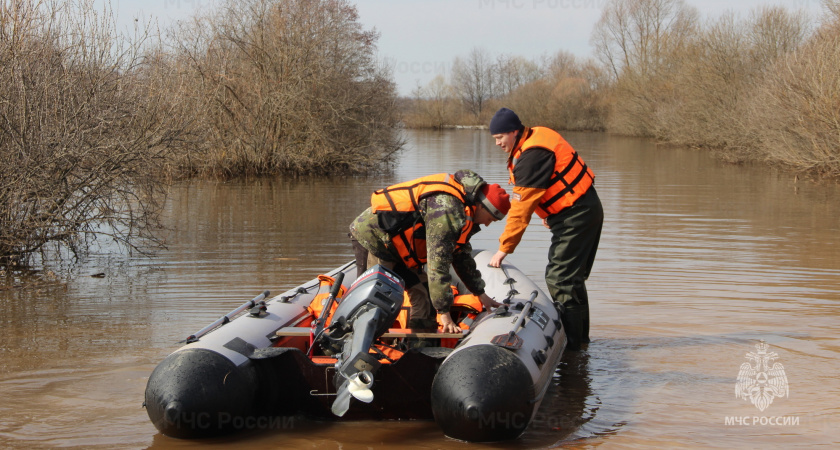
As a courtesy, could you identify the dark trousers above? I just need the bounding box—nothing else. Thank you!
[545,186,603,350]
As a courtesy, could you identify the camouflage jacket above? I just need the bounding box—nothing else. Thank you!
[349,170,488,314]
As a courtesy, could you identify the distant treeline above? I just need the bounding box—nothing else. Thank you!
[404,0,840,178]
[0,0,399,264]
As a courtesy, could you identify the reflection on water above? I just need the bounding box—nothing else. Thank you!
[1,130,839,448]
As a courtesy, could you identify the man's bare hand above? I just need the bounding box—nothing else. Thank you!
[488,250,508,268]
[438,312,462,334]
[478,293,501,310]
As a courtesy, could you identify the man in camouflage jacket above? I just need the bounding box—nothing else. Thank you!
[349,170,509,334]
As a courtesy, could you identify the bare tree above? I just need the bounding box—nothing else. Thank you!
[450,47,495,122]
[826,0,840,21]
[0,0,189,264]
[591,0,699,79]
[746,6,809,71]
[495,54,541,97]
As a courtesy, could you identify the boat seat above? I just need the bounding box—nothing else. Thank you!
[381,328,468,339]
[274,327,467,339]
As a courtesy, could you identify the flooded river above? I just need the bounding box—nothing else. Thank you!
[1,129,838,448]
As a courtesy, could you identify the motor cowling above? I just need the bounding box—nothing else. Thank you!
[317,264,404,355]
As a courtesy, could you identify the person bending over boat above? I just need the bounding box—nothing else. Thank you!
[487,108,604,351]
[349,170,510,334]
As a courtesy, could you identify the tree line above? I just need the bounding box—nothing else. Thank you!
[405,0,840,179]
[0,0,400,266]
[3,0,838,268]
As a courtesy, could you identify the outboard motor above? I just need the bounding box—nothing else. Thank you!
[315,264,404,416]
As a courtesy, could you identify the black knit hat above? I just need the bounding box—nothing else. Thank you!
[489,108,523,134]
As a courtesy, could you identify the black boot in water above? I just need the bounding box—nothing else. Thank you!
[560,303,589,351]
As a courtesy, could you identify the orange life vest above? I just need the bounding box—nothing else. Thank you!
[437,286,485,348]
[307,275,347,327]
[370,173,475,269]
[508,127,594,218]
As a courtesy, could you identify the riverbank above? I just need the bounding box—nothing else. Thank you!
[403,1,840,179]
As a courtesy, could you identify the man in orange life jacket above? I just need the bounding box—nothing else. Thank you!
[488,108,604,351]
[349,170,509,334]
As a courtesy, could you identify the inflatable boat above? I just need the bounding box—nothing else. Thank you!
[144,250,566,442]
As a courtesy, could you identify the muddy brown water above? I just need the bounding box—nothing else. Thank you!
[1,130,838,448]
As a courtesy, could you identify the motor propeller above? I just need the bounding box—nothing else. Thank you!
[347,371,374,402]
[331,370,374,416]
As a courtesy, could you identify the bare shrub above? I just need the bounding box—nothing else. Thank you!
[505,52,607,131]
[503,79,553,128]
[169,0,401,177]
[405,75,460,129]
[746,15,840,175]
[655,6,809,152]
[661,11,753,146]
[0,0,188,264]
[595,2,811,149]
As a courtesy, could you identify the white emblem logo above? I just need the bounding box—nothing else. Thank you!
[735,341,789,411]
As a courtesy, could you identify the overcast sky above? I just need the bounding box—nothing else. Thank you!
[109,0,825,95]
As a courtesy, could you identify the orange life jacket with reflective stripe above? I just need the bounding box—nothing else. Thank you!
[370,173,475,269]
[508,127,594,218]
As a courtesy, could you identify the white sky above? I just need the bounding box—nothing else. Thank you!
[108,0,826,95]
